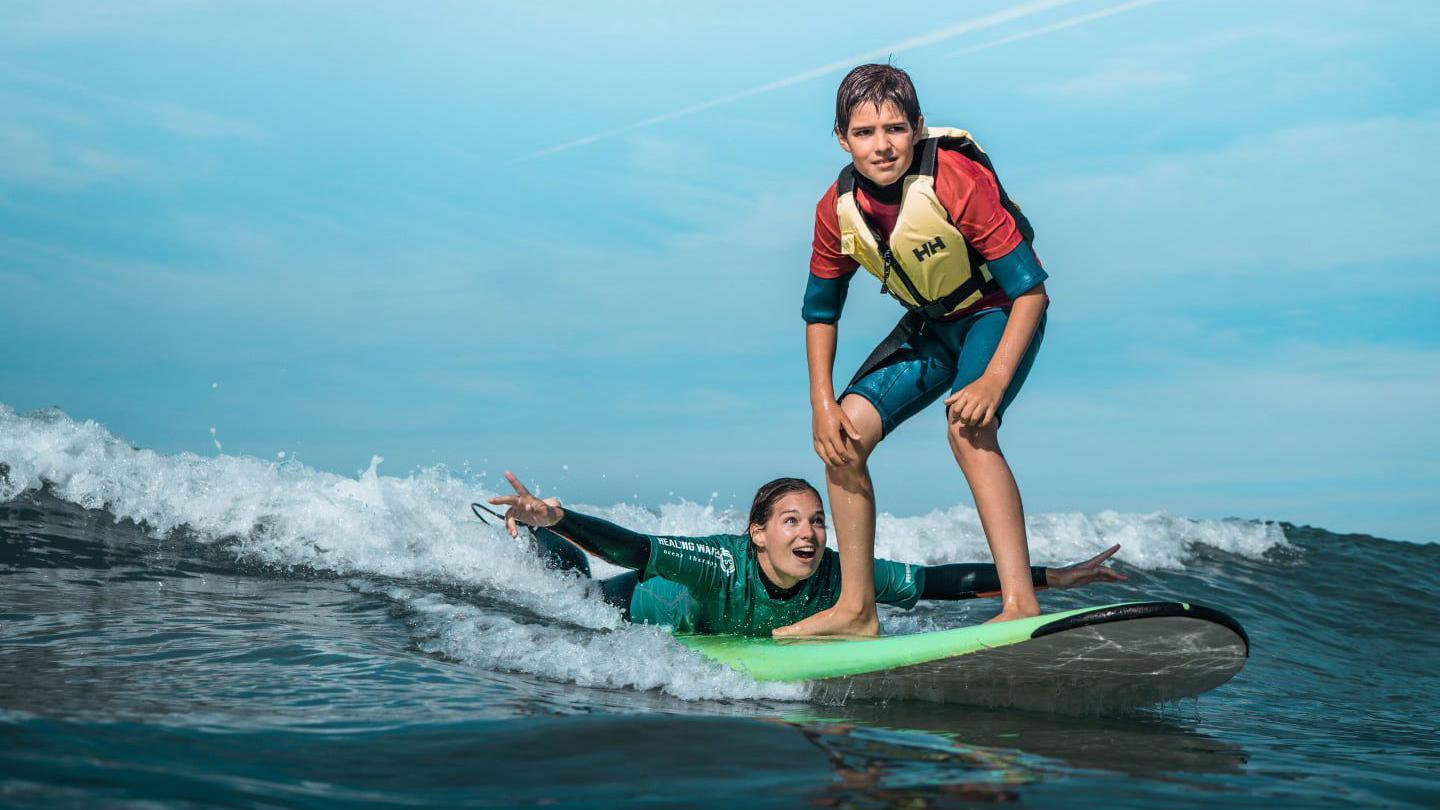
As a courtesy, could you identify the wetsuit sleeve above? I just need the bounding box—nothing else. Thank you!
[933,149,1026,261]
[546,510,650,571]
[810,184,859,278]
[802,272,853,324]
[873,559,924,610]
[645,533,740,596]
[918,563,1048,600]
[806,185,860,323]
[985,240,1048,299]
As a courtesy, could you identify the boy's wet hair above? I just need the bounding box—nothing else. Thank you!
[834,63,922,135]
[748,477,821,530]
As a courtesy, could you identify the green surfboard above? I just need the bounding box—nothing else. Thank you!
[677,601,1249,711]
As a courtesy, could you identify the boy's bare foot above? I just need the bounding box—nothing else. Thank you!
[773,603,879,638]
[983,604,1042,625]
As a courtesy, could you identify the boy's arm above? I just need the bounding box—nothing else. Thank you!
[945,283,1047,428]
[805,186,864,465]
[807,322,861,466]
[936,153,1050,428]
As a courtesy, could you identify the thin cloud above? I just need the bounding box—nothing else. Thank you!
[945,0,1167,59]
[3,66,267,141]
[512,0,1085,164]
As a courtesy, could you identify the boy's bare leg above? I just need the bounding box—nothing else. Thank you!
[774,394,884,637]
[948,422,1040,623]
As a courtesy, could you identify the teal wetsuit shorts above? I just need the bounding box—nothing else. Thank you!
[843,307,1045,437]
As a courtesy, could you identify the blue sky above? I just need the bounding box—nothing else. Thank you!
[2,0,1437,542]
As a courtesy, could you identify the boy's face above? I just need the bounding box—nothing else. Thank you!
[837,101,924,187]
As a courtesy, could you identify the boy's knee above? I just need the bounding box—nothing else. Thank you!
[947,421,997,452]
[825,448,869,477]
[825,449,874,489]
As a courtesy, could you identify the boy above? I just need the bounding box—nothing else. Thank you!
[775,64,1050,637]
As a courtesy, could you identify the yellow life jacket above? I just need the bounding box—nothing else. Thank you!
[835,126,1034,320]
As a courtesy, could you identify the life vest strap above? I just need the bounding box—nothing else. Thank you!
[848,310,925,389]
[846,276,991,388]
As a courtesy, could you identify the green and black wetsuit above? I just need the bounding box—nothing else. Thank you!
[532,509,1048,637]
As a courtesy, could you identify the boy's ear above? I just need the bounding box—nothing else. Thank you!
[912,114,926,144]
[836,127,853,155]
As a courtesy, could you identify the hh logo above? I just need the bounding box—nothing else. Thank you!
[912,237,946,262]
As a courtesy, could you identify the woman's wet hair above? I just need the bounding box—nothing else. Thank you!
[834,63,922,135]
[748,477,822,529]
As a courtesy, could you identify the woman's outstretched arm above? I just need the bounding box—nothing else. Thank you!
[917,545,1126,601]
[919,562,1047,601]
[489,471,648,570]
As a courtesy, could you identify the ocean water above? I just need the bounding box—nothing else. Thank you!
[1,404,1437,808]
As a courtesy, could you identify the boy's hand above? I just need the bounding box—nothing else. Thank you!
[487,471,564,538]
[945,373,1007,428]
[812,399,861,466]
[1047,545,1128,590]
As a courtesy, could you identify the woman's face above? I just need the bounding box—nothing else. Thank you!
[751,491,827,588]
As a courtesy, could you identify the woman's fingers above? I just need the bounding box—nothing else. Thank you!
[503,470,531,497]
[505,512,519,539]
[488,495,518,507]
[1086,544,1122,567]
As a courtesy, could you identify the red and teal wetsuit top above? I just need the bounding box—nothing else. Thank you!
[804,146,1047,325]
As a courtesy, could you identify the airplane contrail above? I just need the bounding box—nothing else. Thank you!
[511,0,1085,163]
[945,0,1165,58]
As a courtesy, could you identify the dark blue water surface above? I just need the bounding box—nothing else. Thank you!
[2,486,1438,808]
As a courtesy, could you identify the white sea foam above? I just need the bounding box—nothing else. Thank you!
[0,404,1288,699]
[366,584,804,701]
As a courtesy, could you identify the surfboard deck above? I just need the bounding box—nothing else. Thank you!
[677,601,1249,710]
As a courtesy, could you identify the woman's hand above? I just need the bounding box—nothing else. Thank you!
[1047,545,1128,590]
[945,372,1007,429]
[812,399,861,466]
[487,471,564,538]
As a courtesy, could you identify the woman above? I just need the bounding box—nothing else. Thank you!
[487,471,1125,637]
